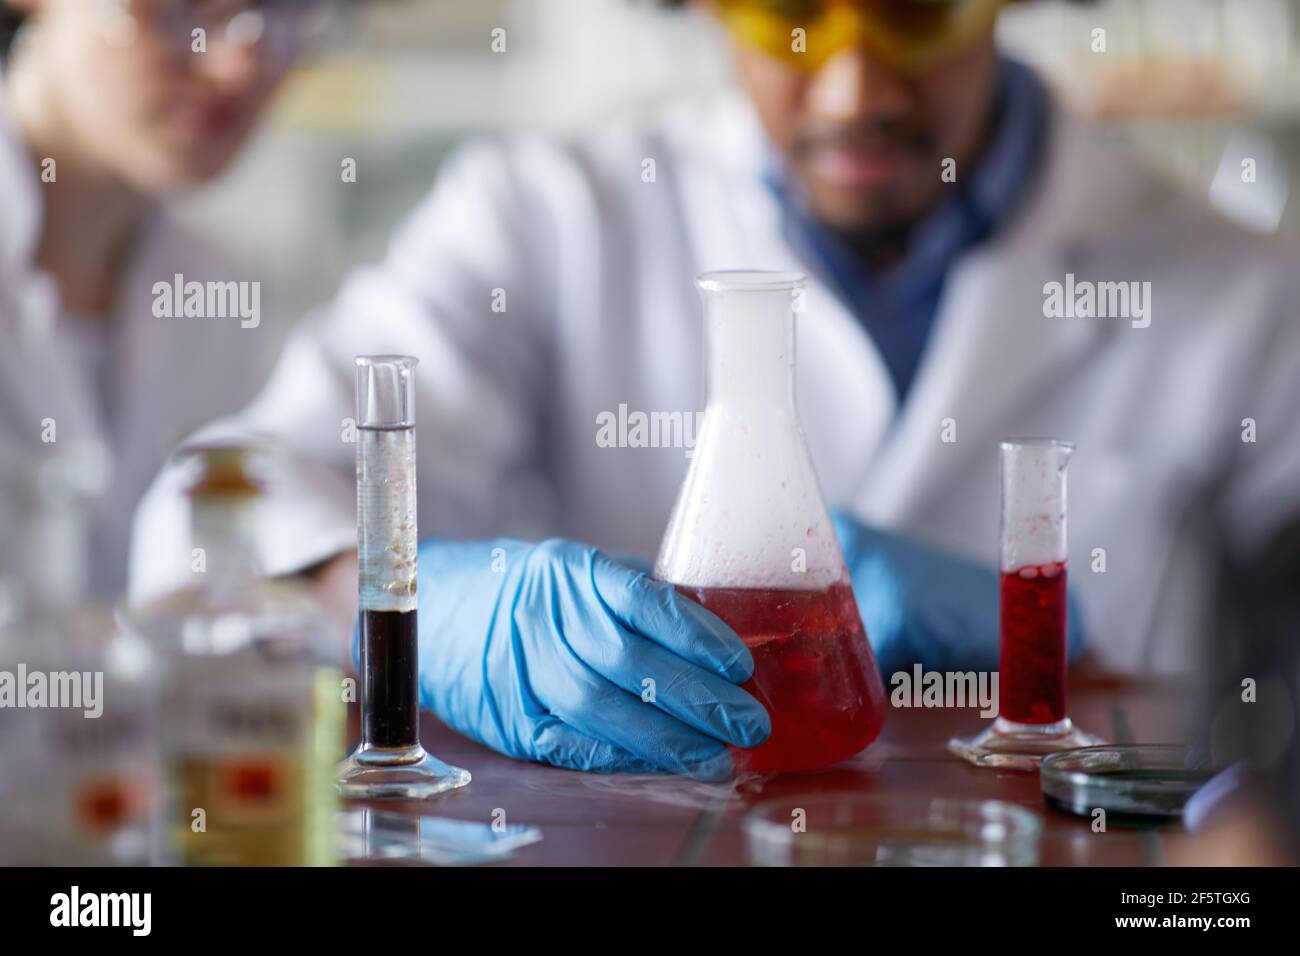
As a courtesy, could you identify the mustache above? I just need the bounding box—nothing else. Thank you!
[793,119,935,158]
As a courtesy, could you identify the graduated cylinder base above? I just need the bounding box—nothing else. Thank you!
[336,743,471,799]
[948,717,1106,771]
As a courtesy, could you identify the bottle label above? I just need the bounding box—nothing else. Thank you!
[0,674,156,865]
[164,649,317,866]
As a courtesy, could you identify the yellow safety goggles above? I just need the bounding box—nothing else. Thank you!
[716,0,1012,73]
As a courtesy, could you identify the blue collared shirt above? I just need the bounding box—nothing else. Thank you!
[768,58,1049,402]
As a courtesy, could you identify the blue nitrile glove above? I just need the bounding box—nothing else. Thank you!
[406,537,770,777]
[830,509,1087,679]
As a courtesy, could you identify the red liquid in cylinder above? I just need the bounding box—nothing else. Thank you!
[999,562,1068,725]
[676,581,886,773]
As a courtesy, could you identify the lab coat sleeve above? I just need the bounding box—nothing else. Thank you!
[129,138,555,605]
[1216,268,1300,559]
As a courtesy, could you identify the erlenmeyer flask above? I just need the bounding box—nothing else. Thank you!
[655,271,887,773]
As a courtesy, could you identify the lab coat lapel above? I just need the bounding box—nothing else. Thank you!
[111,215,205,459]
[0,71,40,275]
[0,87,105,454]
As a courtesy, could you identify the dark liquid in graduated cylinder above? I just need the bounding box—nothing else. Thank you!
[999,562,1067,725]
[361,609,419,748]
[676,581,886,773]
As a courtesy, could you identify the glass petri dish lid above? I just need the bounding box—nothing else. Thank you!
[1040,744,1214,821]
[744,793,1041,867]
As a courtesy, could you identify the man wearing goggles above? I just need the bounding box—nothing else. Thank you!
[709,0,1026,268]
[136,1,1300,776]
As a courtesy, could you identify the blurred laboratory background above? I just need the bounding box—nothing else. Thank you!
[179,0,1300,338]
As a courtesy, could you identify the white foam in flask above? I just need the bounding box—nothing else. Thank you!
[654,271,886,774]
[655,271,843,591]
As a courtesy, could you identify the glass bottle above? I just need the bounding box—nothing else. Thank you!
[130,446,345,865]
[0,447,157,865]
[655,271,887,774]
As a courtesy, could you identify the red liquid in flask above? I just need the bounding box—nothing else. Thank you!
[999,562,1068,725]
[676,581,886,773]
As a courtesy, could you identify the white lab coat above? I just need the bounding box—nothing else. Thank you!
[0,87,280,599]
[131,91,1300,674]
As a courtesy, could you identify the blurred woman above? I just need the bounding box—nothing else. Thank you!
[0,0,337,597]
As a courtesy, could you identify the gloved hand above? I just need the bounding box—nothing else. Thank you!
[830,509,1087,679]
[407,537,770,777]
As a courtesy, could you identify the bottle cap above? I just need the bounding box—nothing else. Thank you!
[183,445,264,501]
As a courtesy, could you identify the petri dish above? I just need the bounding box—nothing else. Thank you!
[1040,745,1214,822]
[743,794,1041,866]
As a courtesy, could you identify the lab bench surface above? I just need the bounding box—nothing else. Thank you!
[345,676,1194,866]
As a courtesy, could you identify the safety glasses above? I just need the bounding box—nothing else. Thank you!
[715,0,1011,73]
[97,0,341,69]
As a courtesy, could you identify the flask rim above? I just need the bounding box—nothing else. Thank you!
[999,437,1075,452]
[697,270,806,293]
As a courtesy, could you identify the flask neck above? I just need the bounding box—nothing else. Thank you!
[192,497,260,596]
[0,476,91,621]
[657,272,846,591]
[702,289,797,412]
[22,501,90,616]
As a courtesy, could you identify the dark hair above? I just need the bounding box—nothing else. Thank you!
[1,8,24,58]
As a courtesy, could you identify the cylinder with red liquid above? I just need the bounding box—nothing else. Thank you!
[949,439,1104,767]
[996,439,1074,729]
